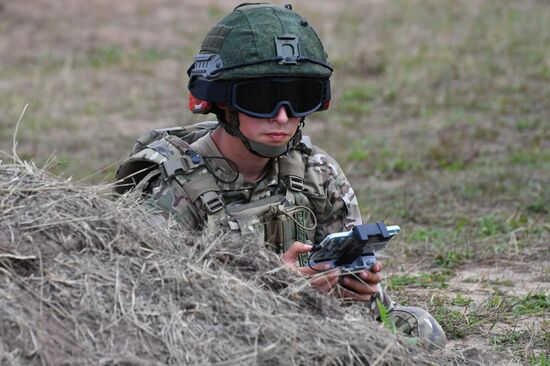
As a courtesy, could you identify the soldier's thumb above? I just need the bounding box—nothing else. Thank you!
[288,241,312,254]
[281,242,313,265]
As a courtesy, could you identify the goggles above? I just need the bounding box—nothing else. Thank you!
[189,78,331,118]
[231,79,330,118]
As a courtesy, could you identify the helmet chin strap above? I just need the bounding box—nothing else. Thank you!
[223,110,304,158]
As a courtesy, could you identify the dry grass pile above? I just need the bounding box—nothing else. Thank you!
[0,156,477,365]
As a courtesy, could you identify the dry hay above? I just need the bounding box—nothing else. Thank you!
[0,156,481,365]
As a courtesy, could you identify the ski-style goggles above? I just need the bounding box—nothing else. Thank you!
[188,78,331,118]
[231,78,331,118]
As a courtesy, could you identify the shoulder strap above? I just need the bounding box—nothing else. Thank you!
[276,138,315,262]
[157,136,226,231]
[277,136,312,192]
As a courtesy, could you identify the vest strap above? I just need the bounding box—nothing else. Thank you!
[183,174,222,203]
[159,134,227,221]
[200,190,225,214]
[278,155,305,192]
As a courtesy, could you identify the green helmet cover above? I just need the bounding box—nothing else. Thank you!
[192,3,332,80]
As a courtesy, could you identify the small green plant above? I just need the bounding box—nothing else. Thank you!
[376,299,396,333]
[434,250,464,268]
[478,214,508,237]
[376,158,419,175]
[408,227,447,243]
[532,353,548,366]
[492,330,528,351]
[431,304,471,338]
[452,294,473,306]
[527,198,549,214]
[513,292,550,315]
[515,118,537,131]
[347,148,369,162]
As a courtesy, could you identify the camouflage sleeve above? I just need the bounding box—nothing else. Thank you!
[144,171,204,230]
[304,146,363,244]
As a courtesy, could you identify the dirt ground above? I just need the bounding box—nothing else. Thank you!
[0,0,548,364]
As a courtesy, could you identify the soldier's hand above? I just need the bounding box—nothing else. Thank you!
[281,241,340,293]
[335,262,383,301]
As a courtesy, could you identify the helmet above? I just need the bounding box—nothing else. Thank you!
[187,3,333,158]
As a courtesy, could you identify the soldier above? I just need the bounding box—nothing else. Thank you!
[115,3,446,350]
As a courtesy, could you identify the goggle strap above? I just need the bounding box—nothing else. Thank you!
[189,79,229,104]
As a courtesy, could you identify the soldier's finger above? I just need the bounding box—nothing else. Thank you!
[281,242,312,266]
[289,241,313,254]
[371,261,383,273]
[358,270,382,285]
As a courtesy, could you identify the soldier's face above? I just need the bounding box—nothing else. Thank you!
[238,106,301,146]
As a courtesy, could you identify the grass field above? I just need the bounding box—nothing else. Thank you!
[0,0,548,364]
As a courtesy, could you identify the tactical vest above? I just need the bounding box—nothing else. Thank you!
[115,121,317,258]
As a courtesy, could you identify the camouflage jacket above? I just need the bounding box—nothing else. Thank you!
[116,125,362,253]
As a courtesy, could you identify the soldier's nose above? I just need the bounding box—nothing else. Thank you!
[271,106,289,124]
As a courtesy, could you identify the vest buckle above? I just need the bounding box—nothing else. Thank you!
[288,176,304,192]
[201,191,225,214]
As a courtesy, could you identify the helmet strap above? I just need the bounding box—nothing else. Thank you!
[221,110,304,158]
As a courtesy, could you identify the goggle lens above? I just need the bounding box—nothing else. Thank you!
[233,79,327,118]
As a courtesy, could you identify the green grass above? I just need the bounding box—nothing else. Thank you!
[428,295,480,339]
[88,46,123,68]
[376,299,396,333]
[388,272,450,290]
[451,294,473,306]
[513,292,550,316]
[338,84,379,114]
[532,353,549,366]
[492,329,550,364]
[85,45,181,69]
[434,250,470,269]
